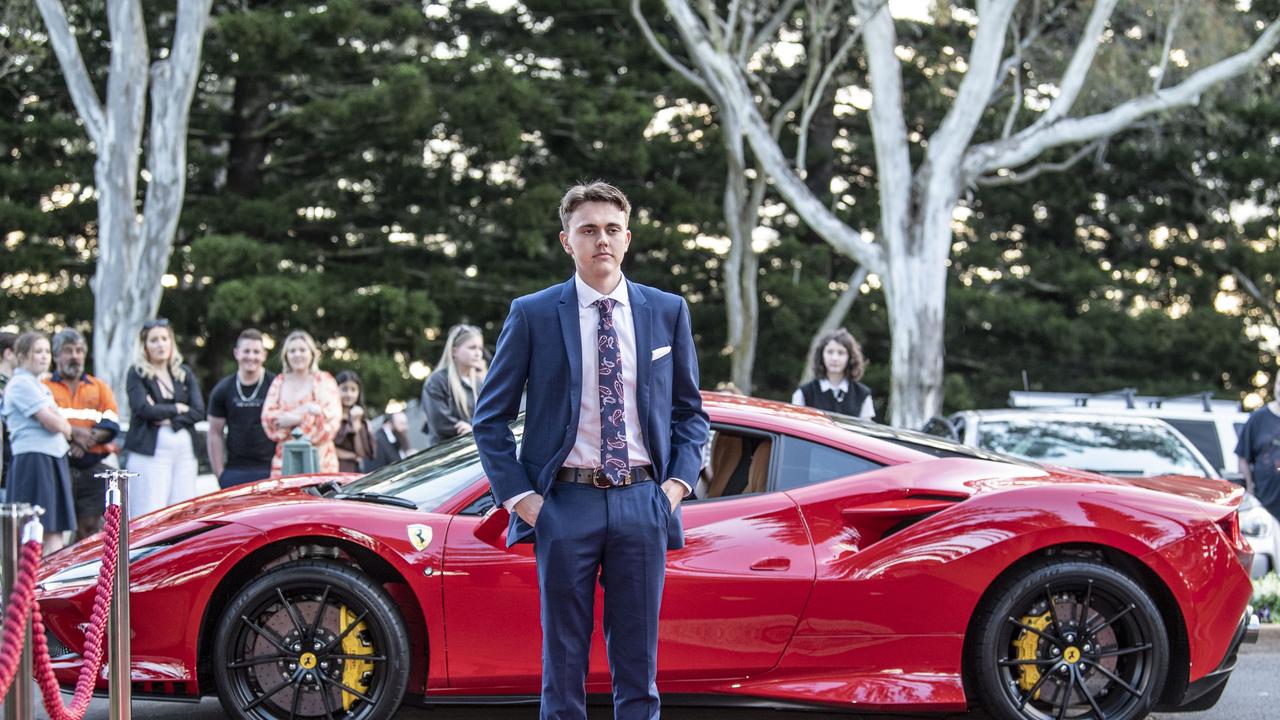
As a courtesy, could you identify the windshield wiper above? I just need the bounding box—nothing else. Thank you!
[332,492,418,509]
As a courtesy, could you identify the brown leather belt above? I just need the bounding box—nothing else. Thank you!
[556,465,655,489]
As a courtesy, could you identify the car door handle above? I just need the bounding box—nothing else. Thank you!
[750,557,791,572]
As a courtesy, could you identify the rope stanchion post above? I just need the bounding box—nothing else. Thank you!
[98,469,135,720]
[2,502,39,720]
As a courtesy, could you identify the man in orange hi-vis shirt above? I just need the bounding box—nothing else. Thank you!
[44,328,121,539]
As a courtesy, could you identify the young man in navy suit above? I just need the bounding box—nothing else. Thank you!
[473,181,709,720]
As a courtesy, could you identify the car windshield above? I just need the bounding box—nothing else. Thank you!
[338,420,524,511]
[974,419,1211,477]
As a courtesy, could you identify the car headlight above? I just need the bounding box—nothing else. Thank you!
[1241,515,1271,539]
[40,546,167,590]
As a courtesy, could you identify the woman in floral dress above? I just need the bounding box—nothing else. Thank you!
[260,330,342,475]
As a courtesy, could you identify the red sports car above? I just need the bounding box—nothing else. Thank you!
[36,393,1259,720]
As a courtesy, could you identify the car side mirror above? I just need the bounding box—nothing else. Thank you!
[473,505,509,549]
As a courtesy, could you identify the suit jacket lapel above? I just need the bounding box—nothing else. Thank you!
[557,278,583,431]
[629,279,652,437]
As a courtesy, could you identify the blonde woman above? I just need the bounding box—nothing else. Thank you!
[420,324,485,448]
[260,330,342,475]
[125,319,206,518]
[1,332,75,553]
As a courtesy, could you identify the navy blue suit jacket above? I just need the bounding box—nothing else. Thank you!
[473,276,709,549]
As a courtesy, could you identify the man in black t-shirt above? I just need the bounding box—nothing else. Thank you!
[207,329,277,488]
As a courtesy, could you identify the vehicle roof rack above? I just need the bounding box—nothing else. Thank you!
[1008,389,1240,414]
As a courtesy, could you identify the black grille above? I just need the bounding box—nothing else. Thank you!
[44,629,74,658]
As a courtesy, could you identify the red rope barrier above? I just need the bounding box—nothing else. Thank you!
[30,502,123,720]
[0,536,42,700]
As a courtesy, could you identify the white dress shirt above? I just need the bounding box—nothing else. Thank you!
[503,273,687,511]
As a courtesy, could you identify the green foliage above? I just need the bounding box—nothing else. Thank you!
[1253,572,1280,623]
[3,0,1278,420]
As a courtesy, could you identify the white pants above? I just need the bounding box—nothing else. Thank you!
[127,426,198,519]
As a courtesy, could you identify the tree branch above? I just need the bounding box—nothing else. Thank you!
[662,0,885,272]
[1152,0,1187,92]
[749,0,801,57]
[926,0,1018,168]
[631,0,711,95]
[1229,265,1280,330]
[796,16,863,171]
[854,0,909,254]
[975,138,1105,187]
[33,0,106,144]
[967,15,1280,179]
[1000,19,1024,139]
[1030,0,1119,132]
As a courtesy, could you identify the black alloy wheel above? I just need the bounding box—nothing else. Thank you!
[970,559,1169,720]
[213,560,411,720]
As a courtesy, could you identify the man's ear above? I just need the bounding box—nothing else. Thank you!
[559,230,573,255]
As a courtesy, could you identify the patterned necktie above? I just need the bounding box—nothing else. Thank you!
[594,298,629,484]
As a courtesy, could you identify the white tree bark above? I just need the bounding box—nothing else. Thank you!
[35,0,213,410]
[636,0,835,393]
[660,0,1280,428]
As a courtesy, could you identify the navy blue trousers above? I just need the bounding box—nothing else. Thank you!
[535,480,671,720]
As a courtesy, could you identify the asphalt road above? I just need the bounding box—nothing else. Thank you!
[29,626,1278,720]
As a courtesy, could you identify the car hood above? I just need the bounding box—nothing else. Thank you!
[39,473,358,578]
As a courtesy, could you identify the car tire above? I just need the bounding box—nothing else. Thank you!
[213,560,410,720]
[970,558,1168,720]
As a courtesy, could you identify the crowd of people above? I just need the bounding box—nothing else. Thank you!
[0,320,502,554]
[0,314,878,554]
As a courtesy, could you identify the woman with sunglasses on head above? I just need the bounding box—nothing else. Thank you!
[124,319,206,518]
[2,332,77,553]
[260,330,342,475]
[333,369,374,473]
[420,324,486,448]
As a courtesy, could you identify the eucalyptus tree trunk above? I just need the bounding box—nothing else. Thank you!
[35,0,213,409]
[721,133,760,393]
[660,0,1280,428]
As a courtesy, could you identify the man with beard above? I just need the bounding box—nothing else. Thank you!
[44,328,121,539]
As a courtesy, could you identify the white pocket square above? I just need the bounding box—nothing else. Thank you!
[651,346,672,361]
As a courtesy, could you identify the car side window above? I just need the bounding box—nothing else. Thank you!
[1163,419,1223,471]
[692,428,775,501]
[775,437,883,491]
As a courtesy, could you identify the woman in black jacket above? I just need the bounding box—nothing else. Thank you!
[420,324,485,448]
[125,319,205,518]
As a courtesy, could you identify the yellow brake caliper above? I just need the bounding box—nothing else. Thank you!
[340,606,375,710]
[1014,610,1053,695]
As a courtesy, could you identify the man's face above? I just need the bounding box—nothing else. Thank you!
[560,201,631,284]
[56,342,86,378]
[234,339,266,374]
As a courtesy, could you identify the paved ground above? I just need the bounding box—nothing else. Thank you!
[26,625,1277,719]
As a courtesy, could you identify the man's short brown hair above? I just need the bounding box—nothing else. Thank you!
[559,181,631,230]
[236,328,265,347]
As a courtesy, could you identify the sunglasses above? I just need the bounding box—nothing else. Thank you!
[142,318,170,331]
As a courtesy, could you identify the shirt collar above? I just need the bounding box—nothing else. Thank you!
[818,378,849,393]
[50,370,91,384]
[575,273,629,310]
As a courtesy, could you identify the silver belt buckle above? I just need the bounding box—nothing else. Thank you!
[591,468,615,489]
